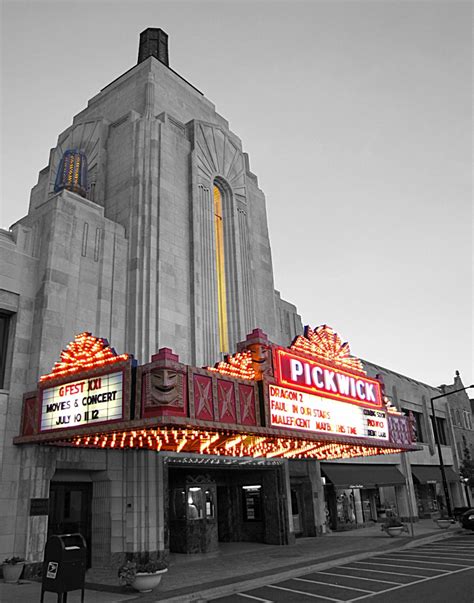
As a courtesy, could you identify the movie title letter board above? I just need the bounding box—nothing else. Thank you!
[40,371,123,431]
[269,385,388,440]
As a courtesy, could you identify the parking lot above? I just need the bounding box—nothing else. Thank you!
[211,535,474,602]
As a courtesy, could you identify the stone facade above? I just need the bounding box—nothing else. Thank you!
[0,31,472,567]
[25,56,301,369]
[0,32,302,563]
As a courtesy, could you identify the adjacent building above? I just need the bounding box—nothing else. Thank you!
[321,361,469,530]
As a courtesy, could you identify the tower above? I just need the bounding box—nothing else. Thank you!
[23,28,301,372]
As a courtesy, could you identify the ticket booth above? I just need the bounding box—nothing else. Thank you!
[169,476,218,553]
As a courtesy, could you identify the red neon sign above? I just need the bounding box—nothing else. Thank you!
[274,349,383,409]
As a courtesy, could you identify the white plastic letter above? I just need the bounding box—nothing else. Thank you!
[312,366,324,388]
[356,380,366,400]
[290,359,303,382]
[365,383,376,402]
[324,370,337,392]
[350,378,356,398]
[336,373,350,396]
[304,362,312,384]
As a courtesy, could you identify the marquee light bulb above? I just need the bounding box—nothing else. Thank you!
[40,332,130,382]
[67,426,403,461]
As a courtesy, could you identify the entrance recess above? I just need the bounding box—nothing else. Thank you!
[167,461,290,553]
[291,488,302,536]
[48,482,92,567]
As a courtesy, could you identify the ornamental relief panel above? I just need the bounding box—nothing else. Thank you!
[48,119,108,203]
[194,122,247,205]
[192,121,255,364]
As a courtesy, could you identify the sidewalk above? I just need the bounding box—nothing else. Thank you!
[0,520,465,603]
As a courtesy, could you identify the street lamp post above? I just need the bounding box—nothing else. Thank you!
[430,385,474,517]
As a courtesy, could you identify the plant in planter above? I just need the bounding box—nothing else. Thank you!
[2,557,26,584]
[381,515,408,537]
[435,508,453,529]
[118,559,168,593]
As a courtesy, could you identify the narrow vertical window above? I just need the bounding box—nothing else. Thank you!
[213,184,229,353]
[0,312,11,388]
[81,222,89,257]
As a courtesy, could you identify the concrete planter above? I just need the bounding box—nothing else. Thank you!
[132,568,167,593]
[436,519,452,530]
[2,562,24,583]
[385,526,405,537]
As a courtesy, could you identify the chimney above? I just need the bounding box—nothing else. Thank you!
[138,28,169,66]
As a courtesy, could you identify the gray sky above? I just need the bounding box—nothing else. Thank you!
[1,0,472,389]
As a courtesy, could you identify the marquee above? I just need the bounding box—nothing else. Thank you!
[15,326,418,460]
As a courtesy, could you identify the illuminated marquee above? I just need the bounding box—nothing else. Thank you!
[15,327,418,458]
[291,325,365,374]
[269,385,388,440]
[274,349,383,409]
[41,371,123,431]
[40,332,130,383]
[70,427,401,460]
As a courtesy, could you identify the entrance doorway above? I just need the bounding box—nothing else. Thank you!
[291,488,302,536]
[361,489,377,522]
[48,482,92,567]
[168,463,289,552]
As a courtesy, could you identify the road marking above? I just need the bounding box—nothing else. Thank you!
[268,584,342,601]
[376,555,469,568]
[388,551,474,562]
[315,570,400,585]
[236,593,273,602]
[419,545,474,550]
[415,548,474,556]
[421,543,474,548]
[422,548,474,553]
[406,544,474,553]
[344,565,473,602]
[351,560,443,572]
[420,545,474,553]
[343,564,427,578]
[416,548,474,557]
[294,577,374,593]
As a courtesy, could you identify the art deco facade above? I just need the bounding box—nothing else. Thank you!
[0,29,471,568]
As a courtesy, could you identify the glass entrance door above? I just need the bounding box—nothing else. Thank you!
[48,482,92,567]
[291,488,302,535]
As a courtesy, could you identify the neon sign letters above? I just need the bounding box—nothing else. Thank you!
[274,349,383,409]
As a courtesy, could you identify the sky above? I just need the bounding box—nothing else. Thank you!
[1,0,472,389]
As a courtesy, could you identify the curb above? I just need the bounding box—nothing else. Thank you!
[156,529,458,602]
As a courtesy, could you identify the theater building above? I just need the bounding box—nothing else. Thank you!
[13,325,417,566]
[0,29,470,568]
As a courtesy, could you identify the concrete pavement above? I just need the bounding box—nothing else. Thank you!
[0,520,464,603]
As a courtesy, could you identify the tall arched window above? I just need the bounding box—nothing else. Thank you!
[213,184,229,353]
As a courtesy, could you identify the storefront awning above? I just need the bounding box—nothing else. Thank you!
[411,465,458,484]
[321,463,406,489]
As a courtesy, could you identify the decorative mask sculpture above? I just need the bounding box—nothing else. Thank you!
[149,368,183,407]
[247,342,271,380]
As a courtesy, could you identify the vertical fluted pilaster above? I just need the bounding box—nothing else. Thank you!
[126,75,160,363]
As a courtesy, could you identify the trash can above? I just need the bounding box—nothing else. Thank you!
[41,533,87,602]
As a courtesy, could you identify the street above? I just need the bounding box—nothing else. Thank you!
[210,534,474,602]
